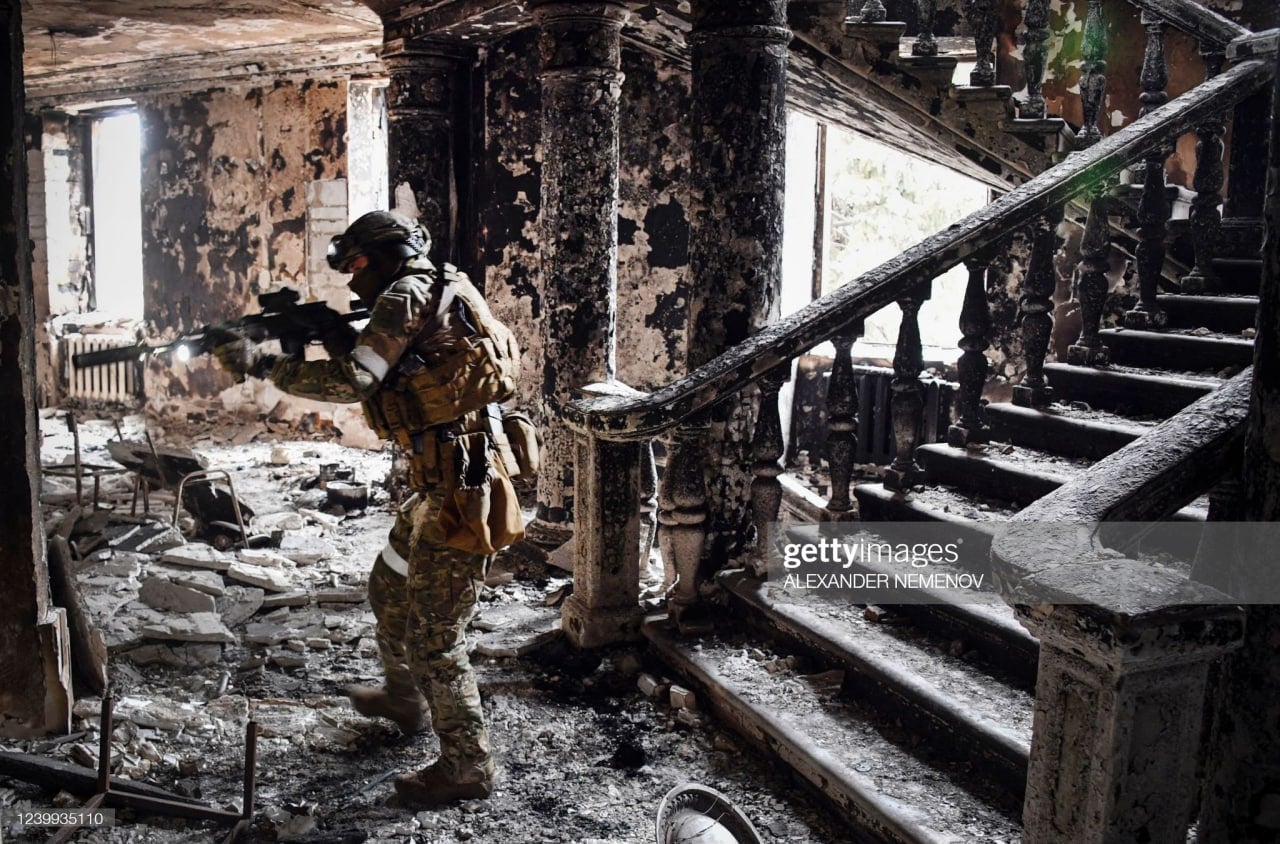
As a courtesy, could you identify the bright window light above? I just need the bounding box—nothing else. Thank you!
[91,110,144,320]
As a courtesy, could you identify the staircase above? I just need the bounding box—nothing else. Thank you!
[559,1,1275,841]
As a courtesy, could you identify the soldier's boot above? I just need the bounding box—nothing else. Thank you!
[393,760,494,807]
[346,679,430,733]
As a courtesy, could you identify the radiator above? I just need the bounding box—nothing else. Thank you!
[60,334,140,403]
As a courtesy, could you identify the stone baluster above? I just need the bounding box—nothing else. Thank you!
[1068,192,1113,366]
[749,366,790,576]
[850,0,886,25]
[948,257,992,447]
[1123,15,1170,330]
[1014,210,1061,407]
[638,440,659,579]
[884,285,930,491]
[823,324,864,518]
[1021,0,1049,119]
[965,0,999,87]
[658,421,711,632]
[1181,47,1228,294]
[1078,0,1107,148]
[912,0,938,57]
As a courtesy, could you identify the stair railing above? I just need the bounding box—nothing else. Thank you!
[989,369,1252,843]
[557,53,1274,649]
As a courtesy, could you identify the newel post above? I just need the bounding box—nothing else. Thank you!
[561,384,646,648]
[659,419,712,632]
[1019,603,1244,843]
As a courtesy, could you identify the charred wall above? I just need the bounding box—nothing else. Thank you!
[480,29,694,416]
[136,79,348,407]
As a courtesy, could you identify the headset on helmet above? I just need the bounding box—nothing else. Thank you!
[326,210,431,271]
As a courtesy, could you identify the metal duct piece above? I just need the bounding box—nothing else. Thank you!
[655,783,764,844]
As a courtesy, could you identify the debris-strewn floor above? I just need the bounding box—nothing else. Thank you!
[2,410,855,843]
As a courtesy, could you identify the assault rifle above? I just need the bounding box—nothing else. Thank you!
[71,288,370,369]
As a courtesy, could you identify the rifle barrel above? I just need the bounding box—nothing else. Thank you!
[71,343,152,369]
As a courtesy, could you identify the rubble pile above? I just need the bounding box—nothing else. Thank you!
[0,411,850,843]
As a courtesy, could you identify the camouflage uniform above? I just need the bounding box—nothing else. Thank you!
[268,257,495,786]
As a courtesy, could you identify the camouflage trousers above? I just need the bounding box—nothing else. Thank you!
[367,488,494,784]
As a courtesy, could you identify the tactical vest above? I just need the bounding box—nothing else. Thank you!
[362,265,520,454]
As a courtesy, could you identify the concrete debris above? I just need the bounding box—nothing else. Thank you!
[472,604,562,657]
[139,577,218,614]
[124,643,224,669]
[669,685,698,711]
[262,590,312,608]
[237,548,296,568]
[637,673,669,699]
[270,446,294,465]
[151,565,227,597]
[253,511,307,532]
[140,612,237,644]
[227,561,298,593]
[217,585,266,627]
[160,543,232,571]
[313,588,365,604]
[244,621,293,646]
[113,522,186,554]
[278,531,336,565]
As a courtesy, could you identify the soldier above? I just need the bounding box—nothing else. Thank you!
[213,210,523,807]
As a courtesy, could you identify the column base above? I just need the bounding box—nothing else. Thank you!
[523,517,574,550]
[1123,306,1168,330]
[1013,383,1054,408]
[947,423,990,448]
[1179,269,1219,295]
[1067,342,1110,366]
[820,504,860,522]
[561,593,642,648]
[882,463,922,491]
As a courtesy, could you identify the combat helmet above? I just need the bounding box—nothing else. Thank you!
[326,210,431,272]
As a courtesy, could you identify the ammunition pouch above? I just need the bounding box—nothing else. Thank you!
[436,431,525,554]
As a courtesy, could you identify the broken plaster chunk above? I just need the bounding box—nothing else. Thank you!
[244,621,292,646]
[140,612,236,644]
[227,562,298,593]
[669,685,698,711]
[278,532,336,565]
[312,588,364,604]
[270,650,309,669]
[124,643,223,669]
[305,637,332,650]
[270,446,293,465]
[637,673,667,699]
[252,512,306,533]
[218,585,266,628]
[139,577,218,614]
[160,543,232,572]
[261,590,311,609]
[152,566,226,597]
[237,548,295,568]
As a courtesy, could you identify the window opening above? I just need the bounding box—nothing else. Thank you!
[89,109,144,320]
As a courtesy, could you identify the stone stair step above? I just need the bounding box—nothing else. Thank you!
[643,618,1024,844]
[1209,256,1262,294]
[719,569,1032,798]
[917,442,1079,508]
[984,402,1154,461]
[1098,327,1254,372]
[1158,294,1259,334]
[1043,362,1218,416]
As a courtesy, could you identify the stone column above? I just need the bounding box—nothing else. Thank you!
[0,0,69,737]
[527,1,628,548]
[381,35,471,267]
[687,0,790,562]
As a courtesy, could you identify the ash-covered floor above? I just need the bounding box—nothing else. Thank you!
[0,410,855,843]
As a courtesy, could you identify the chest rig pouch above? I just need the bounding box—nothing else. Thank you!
[363,266,522,489]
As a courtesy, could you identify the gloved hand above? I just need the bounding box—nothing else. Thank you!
[322,321,358,358]
[212,337,276,381]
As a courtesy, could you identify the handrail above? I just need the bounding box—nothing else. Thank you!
[1125,0,1250,50]
[565,57,1274,443]
[989,369,1252,618]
